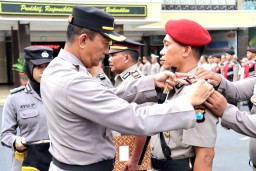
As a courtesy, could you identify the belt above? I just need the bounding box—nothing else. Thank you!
[151,157,195,171]
[52,157,114,171]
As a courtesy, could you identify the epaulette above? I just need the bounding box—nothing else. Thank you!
[10,86,25,94]
[131,70,142,79]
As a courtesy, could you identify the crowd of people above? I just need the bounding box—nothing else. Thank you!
[1,5,256,171]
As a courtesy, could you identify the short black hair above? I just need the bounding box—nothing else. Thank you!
[121,50,139,63]
[66,24,96,43]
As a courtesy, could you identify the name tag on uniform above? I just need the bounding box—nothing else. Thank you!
[119,146,129,161]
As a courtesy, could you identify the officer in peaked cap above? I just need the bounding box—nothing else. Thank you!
[108,39,149,171]
[109,39,144,86]
[1,46,53,171]
[40,6,214,171]
[68,5,126,43]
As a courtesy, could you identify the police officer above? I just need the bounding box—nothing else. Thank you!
[245,47,256,78]
[212,54,222,74]
[222,47,239,82]
[109,39,144,87]
[142,56,151,75]
[222,47,239,106]
[108,39,148,171]
[149,19,218,171]
[196,68,256,171]
[1,46,53,171]
[150,54,160,74]
[244,47,256,110]
[40,6,214,171]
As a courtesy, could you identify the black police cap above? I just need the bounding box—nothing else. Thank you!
[68,6,126,42]
[24,46,53,65]
[212,54,221,59]
[225,46,235,55]
[109,39,144,54]
[247,47,256,53]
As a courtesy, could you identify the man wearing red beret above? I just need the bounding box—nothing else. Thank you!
[149,19,218,171]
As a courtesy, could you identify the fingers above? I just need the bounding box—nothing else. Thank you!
[175,72,191,78]
[174,78,190,85]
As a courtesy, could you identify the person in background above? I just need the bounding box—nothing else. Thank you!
[222,47,239,106]
[242,47,256,111]
[208,55,216,71]
[232,55,241,81]
[212,54,222,74]
[220,54,226,74]
[198,55,211,70]
[108,39,147,171]
[222,47,239,82]
[238,57,248,80]
[141,56,151,75]
[137,57,144,71]
[150,54,160,74]
[40,6,214,171]
[1,46,53,171]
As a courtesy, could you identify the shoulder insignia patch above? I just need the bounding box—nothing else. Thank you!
[131,70,142,79]
[99,73,106,80]
[122,72,130,80]
[10,86,25,95]
[251,95,256,105]
[194,105,206,123]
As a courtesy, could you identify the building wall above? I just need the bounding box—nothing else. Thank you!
[0,40,7,83]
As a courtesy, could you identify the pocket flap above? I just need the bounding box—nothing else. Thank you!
[20,110,39,119]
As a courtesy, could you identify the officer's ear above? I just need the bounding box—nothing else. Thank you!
[124,54,130,64]
[182,46,192,58]
[78,34,88,48]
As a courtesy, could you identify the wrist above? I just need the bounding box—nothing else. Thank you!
[130,155,140,162]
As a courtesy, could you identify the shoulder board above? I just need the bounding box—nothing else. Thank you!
[10,86,25,94]
[122,72,130,80]
[130,70,143,79]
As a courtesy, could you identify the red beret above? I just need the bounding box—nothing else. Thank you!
[165,19,211,46]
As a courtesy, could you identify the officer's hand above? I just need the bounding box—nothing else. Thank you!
[153,70,190,89]
[14,137,27,152]
[196,67,221,87]
[186,79,214,106]
[124,157,139,171]
[204,91,227,117]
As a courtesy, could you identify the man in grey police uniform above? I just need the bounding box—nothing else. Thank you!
[1,46,53,171]
[150,54,160,75]
[149,19,218,171]
[40,6,214,171]
[109,39,144,87]
[197,68,256,171]
[108,39,148,170]
[142,56,152,76]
